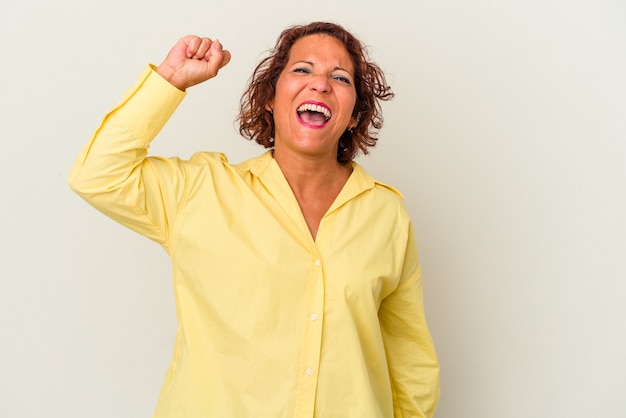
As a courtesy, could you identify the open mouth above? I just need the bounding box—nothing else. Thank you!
[297,102,331,128]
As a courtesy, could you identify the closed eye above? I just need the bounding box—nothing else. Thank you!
[293,67,311,74]
[333,74,352,85]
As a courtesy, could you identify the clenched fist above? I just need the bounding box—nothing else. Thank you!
[156,36,232,91]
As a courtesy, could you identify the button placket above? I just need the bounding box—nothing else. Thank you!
[293,251,325,416]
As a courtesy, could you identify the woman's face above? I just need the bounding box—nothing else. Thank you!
[270,34,357,162]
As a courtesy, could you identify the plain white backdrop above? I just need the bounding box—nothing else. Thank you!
[1,1,625,417]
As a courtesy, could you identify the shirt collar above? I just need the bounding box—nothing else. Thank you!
[240,151,403,213]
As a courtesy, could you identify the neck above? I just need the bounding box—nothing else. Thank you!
[271,147,353,241]
[273,148,351,194]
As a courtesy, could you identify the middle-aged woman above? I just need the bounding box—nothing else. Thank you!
[69,21,440,418]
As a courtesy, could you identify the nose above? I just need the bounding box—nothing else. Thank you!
[309,74,331,93]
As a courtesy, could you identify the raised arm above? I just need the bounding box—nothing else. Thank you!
[68,37,231,249]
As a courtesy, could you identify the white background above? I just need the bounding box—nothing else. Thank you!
[1,1,625,417]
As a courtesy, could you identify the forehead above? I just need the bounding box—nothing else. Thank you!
[288,34,353,71]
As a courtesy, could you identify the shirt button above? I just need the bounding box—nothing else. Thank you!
[306,368,314,375]
[310,313,318,321]
[315,259,321,266]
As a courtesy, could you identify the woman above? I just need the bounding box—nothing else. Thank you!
[69,21,440,418]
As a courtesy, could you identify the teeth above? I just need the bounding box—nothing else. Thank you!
[297,103,331,120]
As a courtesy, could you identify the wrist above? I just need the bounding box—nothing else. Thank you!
[155,63,186,91]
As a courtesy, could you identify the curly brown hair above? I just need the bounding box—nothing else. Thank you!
[238,22,394,164]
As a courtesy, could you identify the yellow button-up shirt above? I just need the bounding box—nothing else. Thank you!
[69,66,440,418]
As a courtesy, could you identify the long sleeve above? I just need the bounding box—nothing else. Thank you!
[68,66,187,249]
[378,223,440,417]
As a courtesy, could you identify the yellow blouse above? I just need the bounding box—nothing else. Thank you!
[69,66,439,418]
